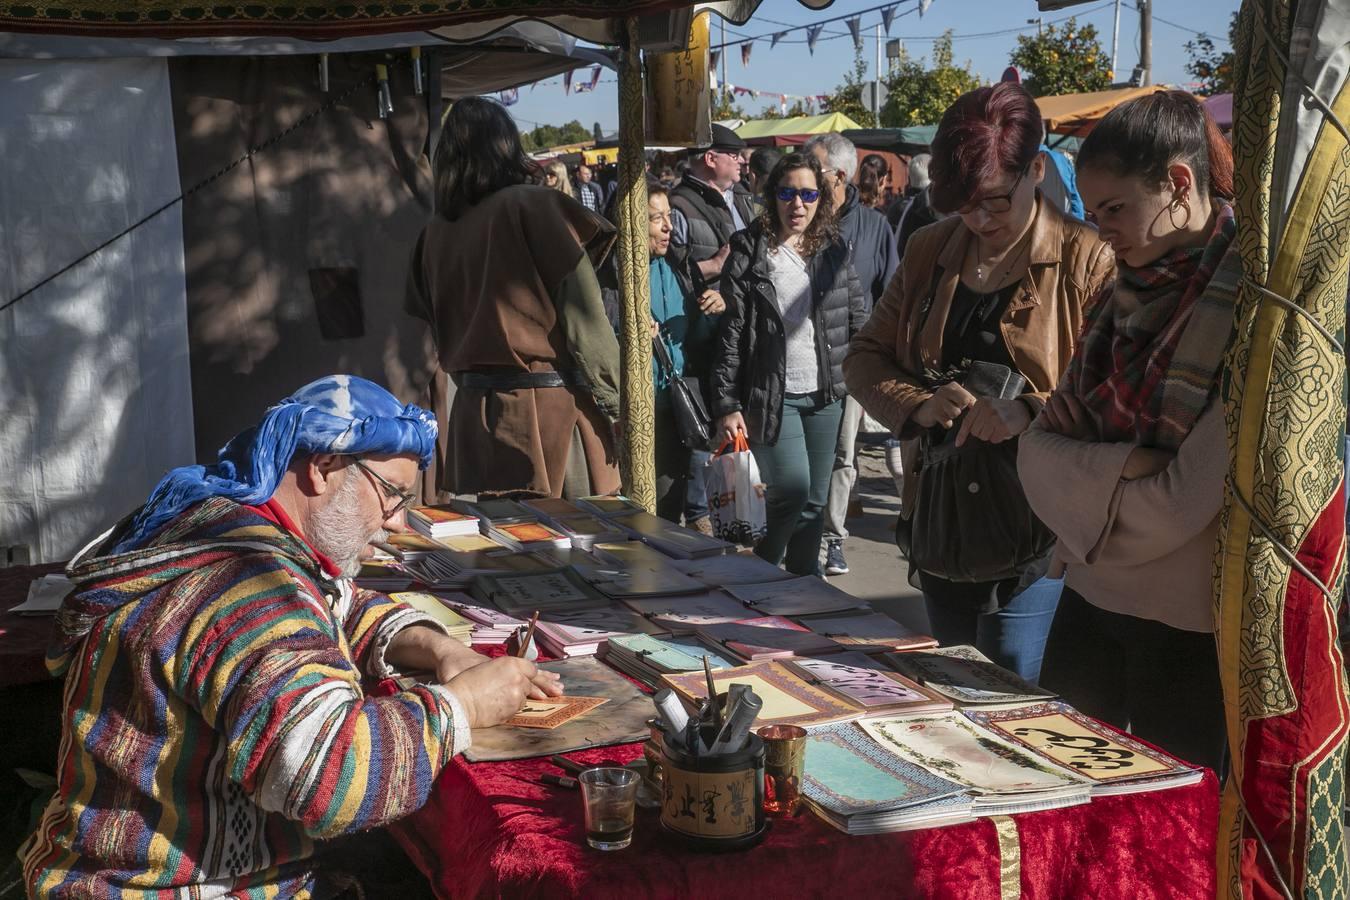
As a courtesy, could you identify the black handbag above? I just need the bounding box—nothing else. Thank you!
[894,361,1055,583]
[652,332,714,450]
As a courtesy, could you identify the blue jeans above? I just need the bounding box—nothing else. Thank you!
[749,393,844,576]
[922,575,1064,683]
[685,449,712,522]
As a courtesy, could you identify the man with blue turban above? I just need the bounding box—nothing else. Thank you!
[22,376,561,898]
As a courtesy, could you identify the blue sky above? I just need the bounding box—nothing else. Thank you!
[504,0,1239,134]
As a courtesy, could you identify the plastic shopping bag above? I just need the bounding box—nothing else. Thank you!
[704,433,767,547]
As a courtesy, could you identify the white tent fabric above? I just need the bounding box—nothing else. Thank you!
[0,57,194,563]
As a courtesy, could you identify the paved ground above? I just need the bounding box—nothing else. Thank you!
[825,442,931,636]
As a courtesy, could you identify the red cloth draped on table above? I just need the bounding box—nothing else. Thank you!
[389,742,1219,899]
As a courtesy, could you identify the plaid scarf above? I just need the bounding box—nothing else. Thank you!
[1063,201,1241,450]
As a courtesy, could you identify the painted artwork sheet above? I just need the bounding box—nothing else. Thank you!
[788,653,951,713]
[860,713,1088,795]
[882,645,1056,706]
[802,722,967,816]
[662,660,858,727]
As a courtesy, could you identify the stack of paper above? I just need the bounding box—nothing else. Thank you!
[455,497,537,525]
[533,607,666,658]
[406,505,482,539]
[401,548,550,588]
[724,576,868,617]
[795,611,938,653]
[439,597,529,646]
[883,645,1057,707]
[11,574,73,615]
[471,569,612,618]
[668,553,795,587]
[354,559,414,591]
[611,511,734,560]
[696,617,843,662]
[488,522,572,551]
[859,713,1092,816]
[389,591,475,645]
[521,497,588,520]
[802,722,973,835]
[381,532,452,560]
[964,702,1204,796]
[575,495,645,517]
[784,653,953,717]
[600,633,739,687]
[619,591,757,631]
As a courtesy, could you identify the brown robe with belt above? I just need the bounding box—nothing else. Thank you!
[406,184,622,498]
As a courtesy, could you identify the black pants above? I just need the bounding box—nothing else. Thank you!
[1039,587,1228,775]
[654,407,692,524]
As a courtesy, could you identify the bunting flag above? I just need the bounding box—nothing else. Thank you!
[563,69,573,94]
[919,0,933,16]
[771,31,787,48]
[846,16,862,51]
[880,4,897,34]
[740,40,753,67]
[498,87,519,106]
[588,65,602,91]
[806,23,823,55]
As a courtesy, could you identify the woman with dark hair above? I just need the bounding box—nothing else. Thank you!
[711,153,866,575]
[599,183,725,523]
[1018,92,1237,771]
[857,153,891,209]
[844,83,1114,680]
[406,96,621,499]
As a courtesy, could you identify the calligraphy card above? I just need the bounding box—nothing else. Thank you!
[796,611,938,652]
[787,653,952,715]
[662,660,860,728]
[963,702,1202,793]
[882,645,1057,707]
[505,695,609,729]
[620,591,751,629]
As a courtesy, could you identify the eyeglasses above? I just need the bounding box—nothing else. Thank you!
[648,211,673,225]
[350,458,416,517]
[776,187,821,204]
[959,165,1030,215]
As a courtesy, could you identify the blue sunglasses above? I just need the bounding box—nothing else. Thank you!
[776,187,820,203]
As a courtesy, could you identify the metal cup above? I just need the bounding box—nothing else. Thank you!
[758,724,807,817]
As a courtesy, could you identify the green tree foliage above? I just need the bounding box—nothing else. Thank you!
[520,120,593,152]
[823,50,878,128]
[1009,19,1112,97]
[880,33,982,127]
[1184,11,1238,96]
[757,99,811,120]
[712,90,749,122]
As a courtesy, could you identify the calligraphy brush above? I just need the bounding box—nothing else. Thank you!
[517,610,540,659]
[703,654,721,730]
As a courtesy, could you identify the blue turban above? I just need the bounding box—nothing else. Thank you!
[114,375,438,553]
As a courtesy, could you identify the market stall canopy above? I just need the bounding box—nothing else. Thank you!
[842,126,937,156]
[0,0,830,43]
[1037,85,1165,135]
[1203,92,1233,130]
[737,112,863,142]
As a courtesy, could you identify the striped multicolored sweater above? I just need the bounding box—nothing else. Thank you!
[21,497,469,898]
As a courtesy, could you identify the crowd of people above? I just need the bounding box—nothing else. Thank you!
[23,82,1240,896]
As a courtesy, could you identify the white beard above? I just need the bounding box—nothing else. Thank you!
[309,470,387,578]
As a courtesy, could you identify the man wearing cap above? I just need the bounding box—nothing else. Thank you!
[669,123,756,288]
[22,376,561,898]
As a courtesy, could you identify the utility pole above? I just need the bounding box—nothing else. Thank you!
[1139,0,1152,85]
[873,22,882,124]
[1110,0,1121,81]
[719,16,729,110]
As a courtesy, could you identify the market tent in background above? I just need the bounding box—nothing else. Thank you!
[736,112,863,146]
[1037,84,1165,136]
[0,25,612,563]
[1204,92,1234,131]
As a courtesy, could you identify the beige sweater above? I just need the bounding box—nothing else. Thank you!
[1017,401,1225,633]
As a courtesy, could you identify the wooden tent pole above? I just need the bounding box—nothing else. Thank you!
[615,16,656,511]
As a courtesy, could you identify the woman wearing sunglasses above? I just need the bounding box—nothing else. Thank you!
[711,153,866,575]
[844,83,1114,680]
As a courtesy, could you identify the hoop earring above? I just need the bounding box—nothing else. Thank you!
[1168,196,1191,230]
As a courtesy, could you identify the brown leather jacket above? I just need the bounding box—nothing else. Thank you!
[844,195,1114,442]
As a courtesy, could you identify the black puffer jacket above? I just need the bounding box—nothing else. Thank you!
[710,221,866,445]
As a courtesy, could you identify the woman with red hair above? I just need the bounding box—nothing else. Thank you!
[844,83,1113,680]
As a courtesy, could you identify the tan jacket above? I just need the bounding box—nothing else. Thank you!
[844,195,1115,440]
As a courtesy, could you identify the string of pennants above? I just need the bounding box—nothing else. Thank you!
[717,78,832,115]
[712,0,936,59]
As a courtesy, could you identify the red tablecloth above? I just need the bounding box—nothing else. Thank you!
[0,563,61,688]
[390,742,1219,899]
